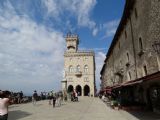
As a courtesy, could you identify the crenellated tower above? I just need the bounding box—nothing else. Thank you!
[66,33,79,52]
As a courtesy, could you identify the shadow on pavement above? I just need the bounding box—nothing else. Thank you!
[9,105,19,109]
[8,110,32,120]
[126,111,160,120]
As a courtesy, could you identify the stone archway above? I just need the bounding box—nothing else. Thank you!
[84,85,90,96]
[76,85,82,96]
[68,85,73,93]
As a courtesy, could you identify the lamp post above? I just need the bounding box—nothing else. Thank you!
[152,41,160,54]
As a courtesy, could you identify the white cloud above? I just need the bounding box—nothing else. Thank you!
[0,1,65,94]
[76,0,96,29]
[0,0,104,94]
[43,0,97,35]
[101,19,120,39]
[92,27,98,36]
[95,52,106,91]
[43,0,61,19]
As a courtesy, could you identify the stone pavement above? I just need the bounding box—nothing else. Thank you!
[8,97,160,120]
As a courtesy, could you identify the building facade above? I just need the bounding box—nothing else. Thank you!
[62,33,96,97]
[100,0,160,112]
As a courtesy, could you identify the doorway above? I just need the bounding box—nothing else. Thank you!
[84,85,90,96]
[76,85,82,96]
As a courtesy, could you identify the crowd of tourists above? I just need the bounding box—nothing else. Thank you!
[0,90,32,105]
[32,90,63,108]
[0,89,80,120]
[0,89,36,120]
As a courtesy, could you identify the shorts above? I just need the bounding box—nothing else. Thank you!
[0,114,8,120]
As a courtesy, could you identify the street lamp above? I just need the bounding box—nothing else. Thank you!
[152,41,160,54]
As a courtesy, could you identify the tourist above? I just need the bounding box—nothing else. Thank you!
[52,94,56,108]
[57,94,63,107]
[75,91,78,101]
[40,92,43,100]
[48,92,52,105]
[32,90,38,105]
[70,92,73,101]
[63,91,67,101]
[17,92,21,104]
[20,91,23,103]
[0,90,12,120]
[17,91,23,104]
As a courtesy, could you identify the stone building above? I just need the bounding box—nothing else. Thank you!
[100,0,160,112]
[62,33,96,97]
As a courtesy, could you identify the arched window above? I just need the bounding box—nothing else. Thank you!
[84,65,88,73]
[128,71,132,80]
[139,37,143,51]
[127,52,129,62]
[69,66,74,73]
[143,65,147,76]
[135,8,138,19]
[77,65,80,72]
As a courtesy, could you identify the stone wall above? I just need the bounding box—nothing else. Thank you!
[100,0,160,88]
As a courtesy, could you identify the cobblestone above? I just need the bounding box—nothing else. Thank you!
[8,97,160,120]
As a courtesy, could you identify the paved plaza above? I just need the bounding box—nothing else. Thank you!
[8,97,160,120]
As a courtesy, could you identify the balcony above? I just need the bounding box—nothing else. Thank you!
[75,71,82,77]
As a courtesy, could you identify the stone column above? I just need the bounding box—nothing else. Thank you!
[82,88,84,96]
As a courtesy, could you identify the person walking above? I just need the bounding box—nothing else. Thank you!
[48,92,52,105]
[59,96,62,106]
[0,90,12,120]
[52,94,56,108]
[32,90,38,105]
[57,94,62,107]
[17,92,21,104]
[19,91,23,103]
[75,91,78,102]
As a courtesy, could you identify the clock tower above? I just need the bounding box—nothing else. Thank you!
[62,33,96,97]
[66,33,79,52]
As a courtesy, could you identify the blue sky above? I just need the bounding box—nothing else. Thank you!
[0,0,125,95]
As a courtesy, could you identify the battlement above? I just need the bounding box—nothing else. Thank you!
[66,33,78,38]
